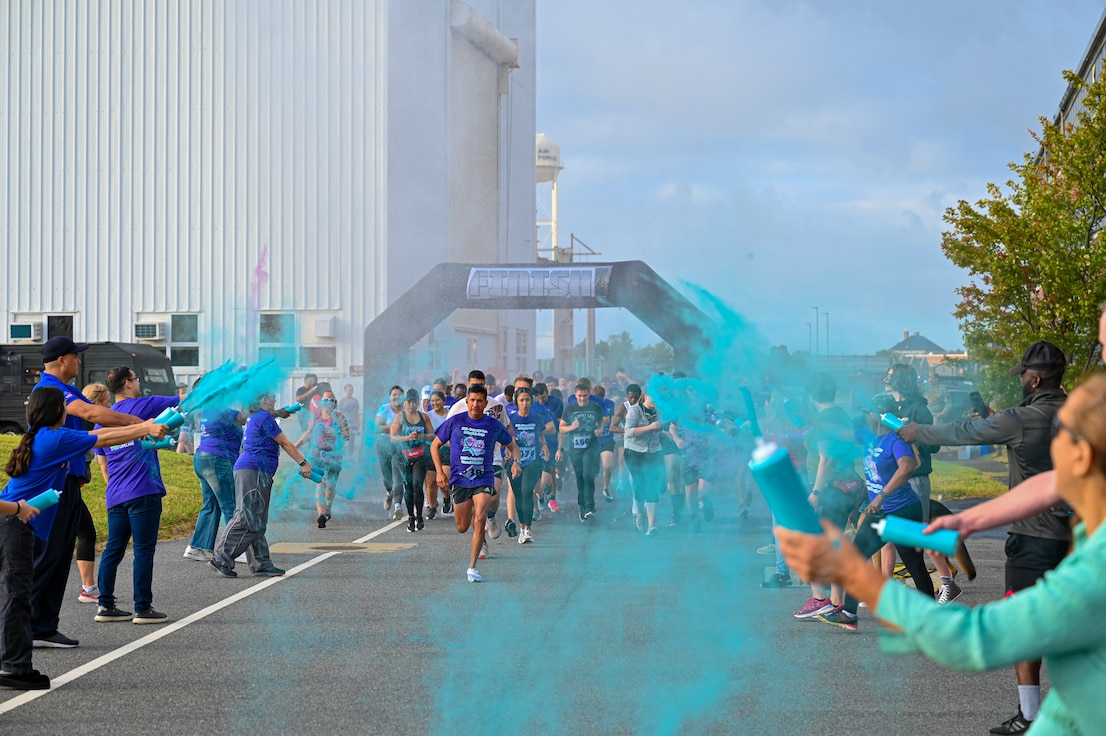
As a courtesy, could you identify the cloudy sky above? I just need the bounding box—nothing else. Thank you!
[534,1,1105,357]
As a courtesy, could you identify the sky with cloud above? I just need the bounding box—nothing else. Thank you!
[534,1,1106,358]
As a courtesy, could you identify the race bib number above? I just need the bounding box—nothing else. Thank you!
[573,435,590,450]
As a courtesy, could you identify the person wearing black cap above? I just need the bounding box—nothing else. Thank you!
[29,337,146,649]
[898,340,1069,734]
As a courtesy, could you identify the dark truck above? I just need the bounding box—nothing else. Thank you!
[0,342,177,434]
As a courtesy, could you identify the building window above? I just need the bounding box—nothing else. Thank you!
[515,329,528,354]
[170,314,199,368]
[47,315,73,340]
[300,346,337,368]
[259,312,297,366]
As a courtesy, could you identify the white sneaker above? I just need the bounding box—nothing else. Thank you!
[392,503,404,521]
[467,568,482,583]
[479,540,489,559]
[183,546,212,562]
[519,528,533,544]
[486,516,502,539]
[77,587,99,604]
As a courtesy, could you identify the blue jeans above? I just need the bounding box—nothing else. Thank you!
[98,494,163,613]
[191,452,237,551]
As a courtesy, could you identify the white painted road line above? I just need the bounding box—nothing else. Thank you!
[0,518,405,714]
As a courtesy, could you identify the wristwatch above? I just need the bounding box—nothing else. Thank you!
[298,460,307,467]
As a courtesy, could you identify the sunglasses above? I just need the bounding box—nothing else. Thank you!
[1052,414,1084,443]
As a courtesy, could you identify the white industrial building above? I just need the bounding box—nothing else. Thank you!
[1,0,537,399]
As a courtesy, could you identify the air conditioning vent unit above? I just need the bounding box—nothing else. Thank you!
[134,322,167,341]
[9,323,43,341]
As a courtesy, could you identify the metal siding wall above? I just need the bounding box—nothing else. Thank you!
[2,0,382,367]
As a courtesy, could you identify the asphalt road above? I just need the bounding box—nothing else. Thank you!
[0,474,1035,736]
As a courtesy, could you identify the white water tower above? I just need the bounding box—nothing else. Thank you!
[535,133,573,373]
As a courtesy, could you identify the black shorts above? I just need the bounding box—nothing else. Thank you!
[681,464,713,487]
[1004,532,1069,593]
[450,485,495,506]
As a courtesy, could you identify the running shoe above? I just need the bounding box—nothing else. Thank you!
[989,709,1032,734]
[793,597,834,620]
[519,528,533,544]
[756,543,775,555]
[416,517,425,531]
[700,496,714,522]
[407,517,416,533]
[209,559,237,578]
[0,669,50,690]
[532,505,542,522]
[94,607,134,623]
[548,498,560,512]
[584,510,595,520]
[393,503,404,521]
[536,494,547,512]
[761,573,793,589]
[252,567,285,577]
[486,517,502,539]
[77,587,99,604]
[317,514,328,529]
[504,518,518,538]
[579,509,587,523]
[479,540,489,559]
[467,568,483,583]
[602,488,613,503]
[817,607,858,631]
[442,498,453,515]
[645,526,659,536]
[132,610,169,625]
[384,493,393,511]
[937,580,963,604]
[427,506,437,520]
[635,513,645,532]
[182,546,212,562]
[32,633,78,649]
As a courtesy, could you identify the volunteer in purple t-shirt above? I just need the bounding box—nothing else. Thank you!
[183,402,246,562]
[92,366,182,625]
[430,385,520,583]
[0,387,168,688]
[210,393,313,578]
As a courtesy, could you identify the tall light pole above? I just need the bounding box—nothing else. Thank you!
[824,312,830,356]
[812,307,820,356]
[806,322,813,354]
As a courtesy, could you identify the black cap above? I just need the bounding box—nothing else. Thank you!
[1009,341,1067,376]
[42,337,89,363]
[405,388,420,402]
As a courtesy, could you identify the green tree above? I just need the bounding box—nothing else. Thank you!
[942,68,1106,403]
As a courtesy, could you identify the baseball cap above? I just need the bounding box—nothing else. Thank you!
[405,388,420,402]
[421,385,433,400]
[42,337,89,363]
[1009,341,1067,376]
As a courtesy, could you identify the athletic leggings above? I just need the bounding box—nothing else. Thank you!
[74,496,96,563]
[623,449,664,503]
[509,461,542,526]
[844,501,934,614]
[392,454,428,518]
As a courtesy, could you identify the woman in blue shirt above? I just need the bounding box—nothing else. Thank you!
[776,373,1106,735]
[0,387,167,690]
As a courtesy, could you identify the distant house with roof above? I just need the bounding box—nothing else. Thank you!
[887,331,974,380]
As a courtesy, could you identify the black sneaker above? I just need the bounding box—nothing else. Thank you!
[416,517,425,531]
[407,518,416,533]
[252,567,285,577]
[442,498,453,515]
[989,710,1032,734]
[427,506,437,520]
[504,518,519,538]
[94,606,134,623]
[579,509,587,522]
[209,559,237,578]
[761,573,793,589]
[317,513,328,529]
[0,669,50,690]
[32,632,78,648]
[133,610,169,625]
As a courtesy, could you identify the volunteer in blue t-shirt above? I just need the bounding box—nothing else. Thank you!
[430,385,520,583]
[29,337,146,650]
[0,387,168,687]
[210,393,313,578]
[92,366,183,625]
[184,405,246,561]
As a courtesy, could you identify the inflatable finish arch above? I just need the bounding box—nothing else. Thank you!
[362,261,715,401]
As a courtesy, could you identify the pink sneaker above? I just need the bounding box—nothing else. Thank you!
[548,499,560,512]
[793,596,835,620]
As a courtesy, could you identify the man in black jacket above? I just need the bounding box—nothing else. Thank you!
[898,341,1069,735]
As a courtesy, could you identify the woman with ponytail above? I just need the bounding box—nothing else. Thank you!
[0,388,169,690]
